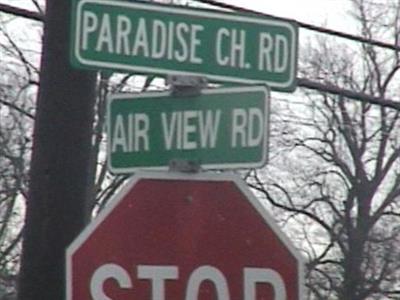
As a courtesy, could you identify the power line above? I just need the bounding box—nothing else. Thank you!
[1,1,398,52]
[297,78,400,111]
[0,3,43,22]
[0,1,399,110]
[191,0,400,110]
[192,0,400,52]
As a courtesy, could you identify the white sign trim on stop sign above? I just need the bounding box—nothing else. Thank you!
[66,171,305,299]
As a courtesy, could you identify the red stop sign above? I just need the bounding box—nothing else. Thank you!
[67,172,304,300]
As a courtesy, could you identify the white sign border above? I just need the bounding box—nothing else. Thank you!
[107,85,270,173]
[73,0,298,91]
[66,171,305,300]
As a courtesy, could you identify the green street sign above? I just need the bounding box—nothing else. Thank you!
[107,86,270,173]
[71,0,298,92]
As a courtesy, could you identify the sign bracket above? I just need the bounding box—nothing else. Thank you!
[107,85,269,173]
[167,75,207,173]
[72,0,298,92]
[168,159,201,173]
[66,171,304,300]
[167,75,208,97]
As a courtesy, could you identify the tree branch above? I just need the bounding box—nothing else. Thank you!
[0,3,43,22]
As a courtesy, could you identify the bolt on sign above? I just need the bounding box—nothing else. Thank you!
[107,85,269,173]
[71,0,298,92]
[66,171,305,300]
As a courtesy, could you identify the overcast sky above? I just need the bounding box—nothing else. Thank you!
[2,0,356,34]
[196,0,356,34]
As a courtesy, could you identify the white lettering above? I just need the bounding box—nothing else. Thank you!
[113,114,149,153]
[258,33,273,71]
[185,266,230,299]
[182,111,198,150]
[244,268,287,300]
[248,108,263,147]
[95,13,114,53]
[137,265,178,300]
[85,17,206,63]
[112,115,128,152]
[216,28,230,66]
[175,23,190,62]
[231,108,264,148]
[161,110,221,150]
[152,20,167,59]
[167,21,175,60]
[231,108,247,147]
[189,24,204,64]
[230,29,246,68]
[162,112,178,150]
[82,11,98,50]
[198,110,221,148]
[133,113,150,151]
[132,18,149,57]
[274,34,288,73]
[88,264,289,299]
[116,15,131,55]
[90,264,132,300]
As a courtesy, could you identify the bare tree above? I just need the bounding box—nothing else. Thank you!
[2,0,399,299]
[0,7,161,296]
[248,1,400,299]
[0,10,40,298]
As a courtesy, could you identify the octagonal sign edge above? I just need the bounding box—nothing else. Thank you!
[66,171,305,299]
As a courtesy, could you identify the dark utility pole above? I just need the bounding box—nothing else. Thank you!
[17,0,96,299]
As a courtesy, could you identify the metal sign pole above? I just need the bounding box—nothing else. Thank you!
[166,75,208,173]
[167,75,208,97]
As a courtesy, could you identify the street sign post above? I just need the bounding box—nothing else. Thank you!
[71,0,298,92]
[66,171,304,300]
[107,85,269,173]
